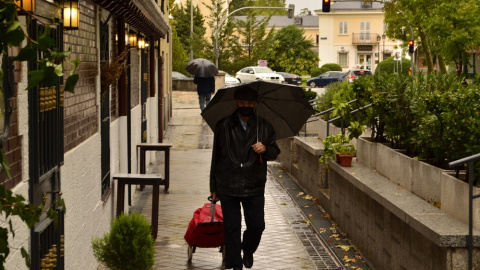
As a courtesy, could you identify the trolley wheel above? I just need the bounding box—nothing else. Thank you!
[187,245,193,262]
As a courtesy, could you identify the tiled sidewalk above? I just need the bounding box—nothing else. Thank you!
[129,91,343,269]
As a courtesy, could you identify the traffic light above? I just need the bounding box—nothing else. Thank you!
[408,40,414,54]
[322,0,330,12]
[288,4,295,18]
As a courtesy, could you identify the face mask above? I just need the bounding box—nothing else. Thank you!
[238,107,255,117]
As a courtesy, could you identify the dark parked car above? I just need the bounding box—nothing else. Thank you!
[276,72,302,85]
[307,71,346,88]
[342,69,372,83]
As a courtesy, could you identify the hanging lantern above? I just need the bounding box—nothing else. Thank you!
[15,0,36,13]
[63,0,79,30]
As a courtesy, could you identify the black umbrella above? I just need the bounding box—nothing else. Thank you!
[201,81,315,140]
[185,58,219,77]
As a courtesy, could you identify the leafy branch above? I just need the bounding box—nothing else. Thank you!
[0,0,78,268]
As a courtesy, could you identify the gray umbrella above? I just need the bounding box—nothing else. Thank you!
[201,81,315,140]
[185,58,219,77]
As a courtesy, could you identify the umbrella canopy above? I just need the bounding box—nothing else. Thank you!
[185,58,219,77]
[201,81,315,140]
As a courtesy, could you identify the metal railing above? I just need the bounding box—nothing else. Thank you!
[449,153,480,270]
[305,99,372,189]
[305,99,372,138]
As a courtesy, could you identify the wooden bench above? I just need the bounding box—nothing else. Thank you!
[137,143,173,191]
[113,173,164,240]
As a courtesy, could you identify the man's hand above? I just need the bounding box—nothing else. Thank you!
[252,142,266,154]
[210,192,218,201]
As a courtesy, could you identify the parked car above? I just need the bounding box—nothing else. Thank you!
[235,66,285,83]
[225,73,240,85]
[276,72,302,85]
[342,69,372,83]
[172,71,190,80]
[306,71,346,88]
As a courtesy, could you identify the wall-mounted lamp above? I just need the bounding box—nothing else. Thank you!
[63,0,79,30]
[15,0,36,13]
[129,32,137,47]
[138,36,145,49]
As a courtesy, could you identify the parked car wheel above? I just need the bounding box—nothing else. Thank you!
[309,81,316,88]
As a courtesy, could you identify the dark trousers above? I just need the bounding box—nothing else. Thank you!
[219,195,265,269]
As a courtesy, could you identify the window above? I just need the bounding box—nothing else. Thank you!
[360,21,371,42]
[339,52,348,67]
[339,21,348,35]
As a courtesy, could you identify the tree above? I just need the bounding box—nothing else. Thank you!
[234,12,274,68]
[171,0,210,59]
[262,25,319,75]
[384,0,480,75]
[229,0,286,15]
[171,26,189,73]
[204,0,241,73]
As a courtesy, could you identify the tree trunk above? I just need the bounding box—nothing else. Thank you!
[418,30,434,73]
[437,54,447,74]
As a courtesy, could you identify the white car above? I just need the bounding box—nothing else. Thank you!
[225,73,240,85]
[235,66,285,83]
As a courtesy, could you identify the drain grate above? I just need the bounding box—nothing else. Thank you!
[268,163,374,270]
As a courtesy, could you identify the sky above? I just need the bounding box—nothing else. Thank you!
[285,0,322,15]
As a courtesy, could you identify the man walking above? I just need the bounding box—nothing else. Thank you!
[209,86,280,269]
[194,76,215,111]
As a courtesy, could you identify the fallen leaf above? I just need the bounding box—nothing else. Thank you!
[308,214,314,220]
[302,195,313,200]
[319,228,327,233]
[304,205,310,208]
[280,203,287,206]
[336,244,355,251]
[297,192,305,197]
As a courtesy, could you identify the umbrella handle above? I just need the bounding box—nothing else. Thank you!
[259,153,263,164]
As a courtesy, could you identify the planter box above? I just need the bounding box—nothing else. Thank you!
[376,143,413,191]
[357,137,480,229]
[441,172,480,228]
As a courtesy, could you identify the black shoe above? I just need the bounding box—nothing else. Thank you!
[233,268,243,270]
[243,252,254,268]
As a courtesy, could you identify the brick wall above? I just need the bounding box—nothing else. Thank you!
[63,1,98,153]
[0,48,23,188]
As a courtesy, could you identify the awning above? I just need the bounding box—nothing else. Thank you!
[92,0,170,38]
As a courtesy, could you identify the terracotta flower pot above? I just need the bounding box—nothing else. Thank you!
[339,154,354,167]
[335,154,341,163]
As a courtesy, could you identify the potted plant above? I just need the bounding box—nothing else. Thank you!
[336,144,356,167]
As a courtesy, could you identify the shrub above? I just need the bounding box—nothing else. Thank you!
[376,56,411,76]
[92,212,155,270]
[303,88,317,103]
[311,67,329,77]
[321,63,342,71]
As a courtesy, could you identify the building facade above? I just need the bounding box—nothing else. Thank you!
[0,0,172,269]
[316,2,403,72]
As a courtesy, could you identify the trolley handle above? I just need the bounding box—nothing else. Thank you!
[208,196,219,204]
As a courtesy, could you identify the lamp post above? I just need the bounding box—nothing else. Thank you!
[382,33,386,61]
[377,34,381,72]
[214,5,294,67]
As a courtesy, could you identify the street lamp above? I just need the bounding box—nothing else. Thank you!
[377,34,381,72]
[382,33,386,61]
[214,5,294,67]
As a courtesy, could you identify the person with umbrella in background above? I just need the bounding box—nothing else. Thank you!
[209,85,280,270]
[185,58,218,112]
[194,76,215,112]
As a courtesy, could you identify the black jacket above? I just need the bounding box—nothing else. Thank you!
[194,76,215,94]
[210,111,280,197]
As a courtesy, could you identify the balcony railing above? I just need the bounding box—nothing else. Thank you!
[352,33,382,45]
